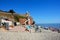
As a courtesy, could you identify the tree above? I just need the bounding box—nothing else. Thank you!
[8,9,15,15]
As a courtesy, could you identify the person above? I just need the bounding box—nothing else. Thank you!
[14,22,17,26]
[25,25,31,32]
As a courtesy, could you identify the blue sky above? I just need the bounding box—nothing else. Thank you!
[0,0,60,24]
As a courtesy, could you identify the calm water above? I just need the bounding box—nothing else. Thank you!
[36,23,60,29]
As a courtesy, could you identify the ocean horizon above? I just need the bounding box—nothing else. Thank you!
[36,23,60,29]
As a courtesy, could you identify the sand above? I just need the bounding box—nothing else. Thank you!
[0,27,60,40]
[0,31,60,40]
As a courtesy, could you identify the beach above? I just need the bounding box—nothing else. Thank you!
[0,30,60,40]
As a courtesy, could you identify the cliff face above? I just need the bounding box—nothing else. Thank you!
[19,17,33,25]
[0,11,33,25]
[0,11,14,21]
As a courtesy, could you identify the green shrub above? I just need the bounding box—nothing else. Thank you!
[14,15,26,22]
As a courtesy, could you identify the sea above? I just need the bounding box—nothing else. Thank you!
[36,23,60,29]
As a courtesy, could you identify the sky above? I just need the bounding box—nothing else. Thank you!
[0,0,60,24]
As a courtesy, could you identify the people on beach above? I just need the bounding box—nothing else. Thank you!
[25,25,31,32]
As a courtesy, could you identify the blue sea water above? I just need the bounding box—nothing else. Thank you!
[36,23,60,29]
